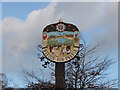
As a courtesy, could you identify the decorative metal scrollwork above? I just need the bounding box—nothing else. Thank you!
[37,44,55,69]
[37,45,42,53]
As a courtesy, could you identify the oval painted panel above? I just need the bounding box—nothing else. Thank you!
[42,21,80,62]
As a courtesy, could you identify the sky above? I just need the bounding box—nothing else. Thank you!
[2,2,50,20]
[0,1,118,88]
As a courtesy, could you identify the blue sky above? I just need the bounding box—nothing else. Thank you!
[1,2,118,88]
[2,2,49,20]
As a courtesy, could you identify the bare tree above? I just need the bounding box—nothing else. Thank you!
[22,69,55,88]
[65,41,118,89]
[0,73,8,89]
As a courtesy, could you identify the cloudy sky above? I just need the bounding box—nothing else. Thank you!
[1,1,118,87]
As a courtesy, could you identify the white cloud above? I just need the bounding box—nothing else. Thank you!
[2,2,57,73]
[1,2,118,83]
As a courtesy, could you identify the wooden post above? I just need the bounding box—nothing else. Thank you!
[55,62,66,88]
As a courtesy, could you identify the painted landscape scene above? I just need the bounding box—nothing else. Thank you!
[46,31,79,57]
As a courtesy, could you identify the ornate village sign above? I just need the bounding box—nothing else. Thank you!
[42,20,80,62]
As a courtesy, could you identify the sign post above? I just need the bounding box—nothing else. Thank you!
[42,20,80,88]
[55,63,65,88]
